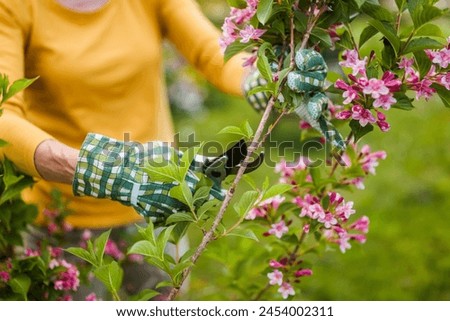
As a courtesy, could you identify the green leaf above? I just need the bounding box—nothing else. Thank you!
[94,262,123,296]
[128,240,159,258]
[165,212,196,224]
[65,247,98,267]
[170,261,193,285]
[9,274,31,300]
[410,5,443,28]
[197,199,219,220]
[395,0,406,10]
[226,0,247,8]
[2,77,38,103]
[311,28,332,48]
[242,121,254,138]
[381,39,396,68]
[193,186,211,205]
[309,167,321,186]
[0,139,8,147]
[217,125,246,137]
[227,228,259,242]
[169,181,193,209]
[224,41,255,62]
[233,190,259,218]
[413,50,432,78]
[156,225,175,260]
[354,0,369,8]
[257,49,273,83]
[432,84,450,108]
[369,20,400,54]
[256,0,273,24]
[359,25,379,48]
[144,163,180,184]
[392,92,415,110]
[129,289,160,301]
[350,119,374,142]
[136,221,156,245]
[261,183,293,201]
[415,23,445,39]
[361,2,395,22]
[403,37,443,54]
[179,146,200,181]
[95,229,111,266]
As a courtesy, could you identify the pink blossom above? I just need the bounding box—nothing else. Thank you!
[246,207,266,220]
[329,192,344,205]
[82,229,92,241]
[127,254,145,264]
[336,201,356,220]
[240,25,266,43]
[295,269,313,277]
[268,220,289,238]
[350,234,367,243]
[318,212,338,228]
[339,49,367,76]
[363,78,389,99]
[350,177,365,190]
[350,216,370,233]
[267,270,283,286]
[85,293,98,301]
[62,222,73,232]
[242,54,257,67]
[335,79,360,104]
[0,271,10,283]
[303,224,310,234]
[269,259,286,269]
[25,248,40,257]
[50,247,63,258]
[426,48,450,68]
[47,222,58,235]
[299,120,312,129]
[373,93,396,110]
[360,146,387,175]
[246,195,285,220]
[376,111,391,132]
[105,240,125,261]
[335,110,352,120]
[412,78,436,101]
[278,282,295,299]
[230,6,256,24]
[43,208,59,219]
[351,105,376,127]
[438,72,450,90]
[381,71,402,92]
[58,295,73,301]
[53,262,80,291]
[337,231,351,253]
[301,203,326,220]
[398,57,414,69]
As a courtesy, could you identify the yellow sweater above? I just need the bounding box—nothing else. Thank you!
[0,0,245,228]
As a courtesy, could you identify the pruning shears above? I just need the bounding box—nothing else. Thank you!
[202,140,264,189]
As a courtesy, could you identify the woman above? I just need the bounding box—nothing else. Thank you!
[0,0,248,298]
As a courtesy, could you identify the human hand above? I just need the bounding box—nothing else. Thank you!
[72,133,223,223]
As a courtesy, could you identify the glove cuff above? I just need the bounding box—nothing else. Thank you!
[72,133,125,199]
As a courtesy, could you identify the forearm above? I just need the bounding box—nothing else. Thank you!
[34,139,78,185]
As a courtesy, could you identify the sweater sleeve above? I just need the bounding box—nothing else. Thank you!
[158,0,247,96]
[0,0,53,177]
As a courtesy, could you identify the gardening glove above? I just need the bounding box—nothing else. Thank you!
[243,49,345,150]
[72,133,224,223]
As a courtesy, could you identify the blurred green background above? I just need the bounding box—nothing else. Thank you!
[167,1,450,300]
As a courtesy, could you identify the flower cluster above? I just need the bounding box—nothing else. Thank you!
[334,49,402,132]
[49,258,80,292]
[219,0,264,52]
[267,258,312,299]
[42,208,73,237]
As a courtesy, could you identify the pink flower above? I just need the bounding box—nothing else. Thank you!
[127,254,145,264]
[230,6,256,24]
[426,48,450,68]
[58,294,73,301]
[267,270,283,286]
[350,216,370,233]
[438,72,450,90]
[318,212,338,228]
[373,93,396,110]
[329,192,344,205]
[246,207,266,220]
[301,203,326,220]
[337,231,351,253]
[278,282,295,299]
[398,57,414,69]
[240,25,266,43]
[246,195,285,220]
[105,240,124,261]
[335,79,360,105]
[50,247,63,258]
[350,177,365,190]
[268,220,289,238]
[376,111,391,132]
[303,224,310,234]
[412,78,436,101]
[335,110,352,120]
[339,49,367,76]
[336,201,356,220]
[47,222,58,235]
[242,54,257,67]
[381,71,402,92]
[0,271,10,283]
[351,105,376,127]
[363,78,389,99]
[360,146,387,175]
[82,229,92,241]
[25,248,40,257]
[295,269,313,277]
[269,259,286,269]
[85,293,98,301]
[53,262,80,291]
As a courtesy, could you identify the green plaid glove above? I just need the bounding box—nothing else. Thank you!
[73,133,223,223]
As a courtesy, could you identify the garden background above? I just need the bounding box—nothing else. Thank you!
[166,0,450,300]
